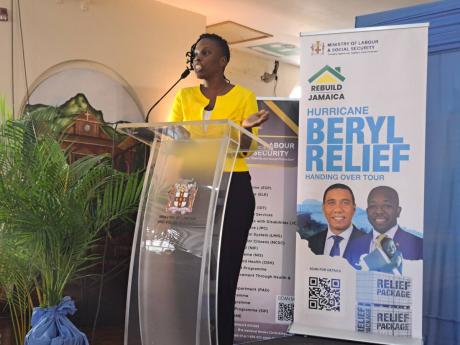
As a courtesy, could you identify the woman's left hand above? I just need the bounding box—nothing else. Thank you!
[242,109,269,129]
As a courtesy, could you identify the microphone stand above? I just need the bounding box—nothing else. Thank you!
[145,68,191,122]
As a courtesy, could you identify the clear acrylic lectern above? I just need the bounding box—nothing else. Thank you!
[118,120,269,345]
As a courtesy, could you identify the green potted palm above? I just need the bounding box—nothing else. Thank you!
[0,102,144,345]
[0,97,36,345]
[0,219,37,345]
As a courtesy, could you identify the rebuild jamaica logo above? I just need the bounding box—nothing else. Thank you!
[307,65,345,101]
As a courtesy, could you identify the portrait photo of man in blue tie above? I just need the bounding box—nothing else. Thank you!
[307,183,364,258]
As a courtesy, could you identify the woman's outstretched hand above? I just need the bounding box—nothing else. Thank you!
[242,109,269,129]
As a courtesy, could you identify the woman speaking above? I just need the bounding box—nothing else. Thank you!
[168,33,269,345]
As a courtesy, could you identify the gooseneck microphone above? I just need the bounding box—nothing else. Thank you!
[145,68,191,122]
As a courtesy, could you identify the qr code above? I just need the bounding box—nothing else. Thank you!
[308,277,341,312]
[275,295,294,323]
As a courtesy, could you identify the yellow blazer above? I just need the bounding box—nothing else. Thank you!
[168,85,259,172]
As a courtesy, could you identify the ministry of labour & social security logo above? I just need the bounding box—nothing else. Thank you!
[311,41,325,55]
[307,65,345,101]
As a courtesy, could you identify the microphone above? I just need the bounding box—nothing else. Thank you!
[273,60,279,74]
[145,68,191,122]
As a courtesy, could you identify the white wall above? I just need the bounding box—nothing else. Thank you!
[0,0,299,121]
[0,0,13,110]
[0,0,205,121]
[226,49,299,99]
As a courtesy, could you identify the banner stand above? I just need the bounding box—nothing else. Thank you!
[292,23,427,345]
[289,325,423,345]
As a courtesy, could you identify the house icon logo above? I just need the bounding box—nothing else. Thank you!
[307,65,345,101]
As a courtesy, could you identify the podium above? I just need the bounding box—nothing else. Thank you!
[117,120,269,345]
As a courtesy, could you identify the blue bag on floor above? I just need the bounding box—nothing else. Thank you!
[25,296,89,345]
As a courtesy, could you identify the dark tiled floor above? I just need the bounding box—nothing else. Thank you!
[86,328,370,345]
[81,326,123,345]
[251,335,371,345]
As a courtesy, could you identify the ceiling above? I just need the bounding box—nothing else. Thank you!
[156,0,437,65]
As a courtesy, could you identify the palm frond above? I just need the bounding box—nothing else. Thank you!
[0,235,36,345]
[0,97,13,124]
[22,106,63,140]
[0,108,144,308]
[92,171,144,233]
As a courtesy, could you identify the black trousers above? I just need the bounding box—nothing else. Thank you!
[218,171,255,345]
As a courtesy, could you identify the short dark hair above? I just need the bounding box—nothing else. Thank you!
[186,33,231,70]
[367,186,399,205]
[322,183,356,205]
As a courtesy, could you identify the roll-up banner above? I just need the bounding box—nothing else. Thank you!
[234,98,298,343]
[292,24,428,345]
